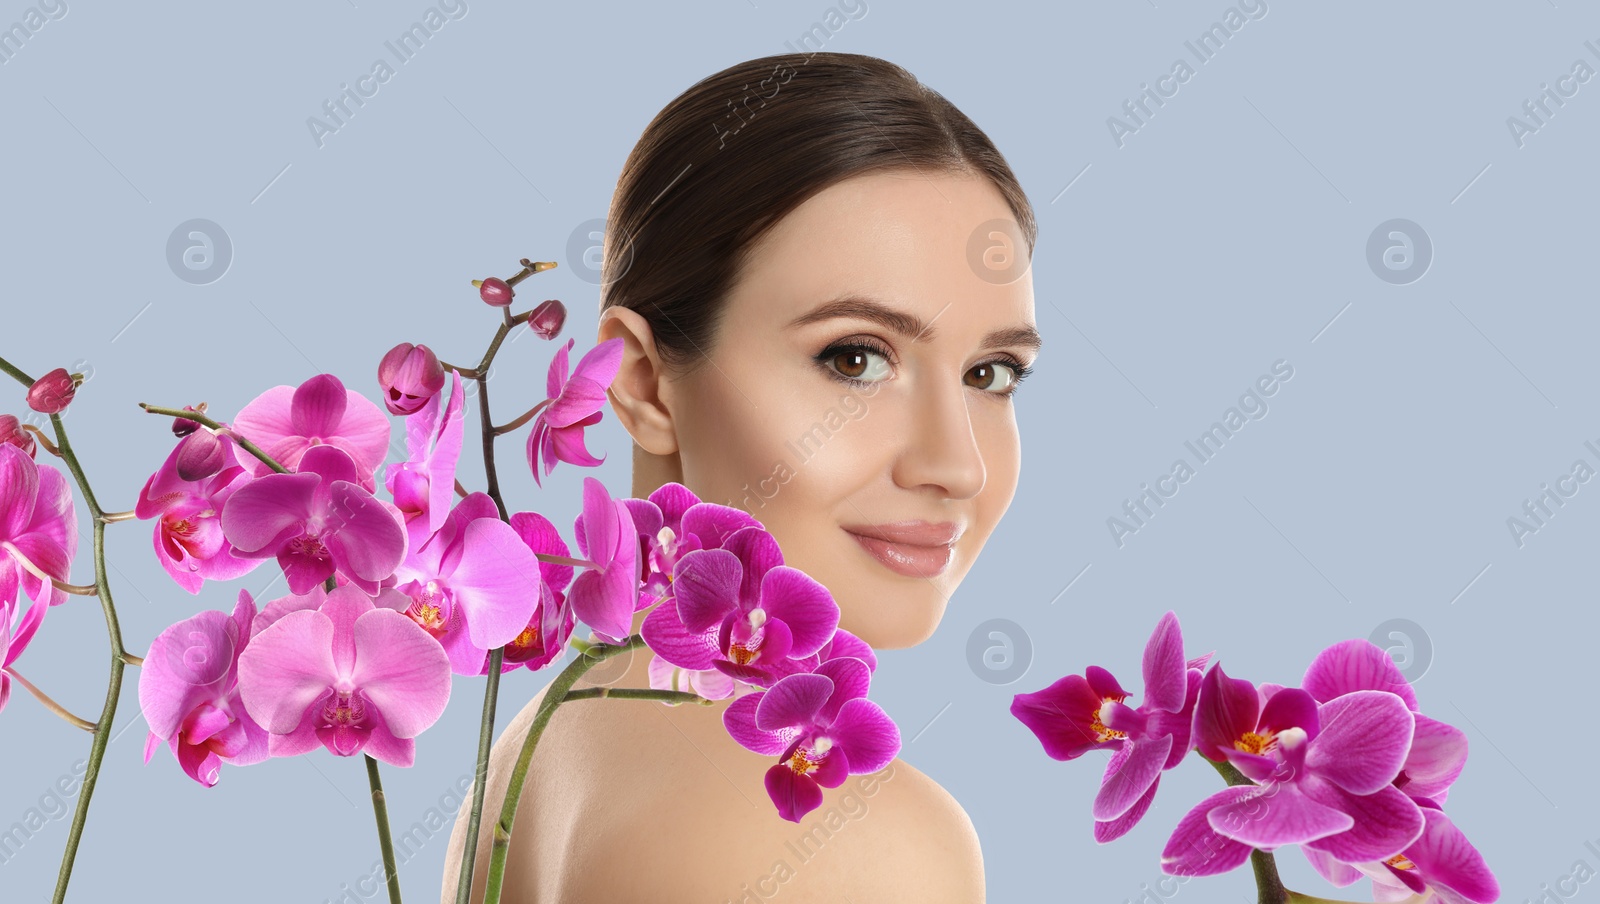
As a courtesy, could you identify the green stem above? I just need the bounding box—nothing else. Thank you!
[0,352,130,904]
[561,686,713,705]
[365,754,403,904]
[0,355,34,386]
[453,645,503,904]
[138,404,288,474]
[452,295,532,904]
[482,635,649,904]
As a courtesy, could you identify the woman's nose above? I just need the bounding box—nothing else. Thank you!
[891,377,986,500]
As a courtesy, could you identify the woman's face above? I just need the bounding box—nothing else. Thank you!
[656,169,1039,650]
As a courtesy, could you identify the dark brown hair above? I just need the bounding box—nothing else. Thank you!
[600,51,1036,378]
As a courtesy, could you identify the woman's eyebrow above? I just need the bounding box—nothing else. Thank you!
[786,295,1042,352]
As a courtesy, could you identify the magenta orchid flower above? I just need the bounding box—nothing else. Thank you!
[1325,802,1500,904]
[621,481,762,609]
[389,492,542,675]
[0,444,77,609]
[526,338,623,487]
[1161,667,1424,876]
[384,370,466,552]
[494,510,578,673]
[723,657,900,822]
[642,525,839,687]
[0,597,46,715]
[1010,611,1204,843]
[230,373,390,491]
[136,430,262,594]
[138,591,270,787]
[220,444,407,596]
[1295,639,1490,898]
[236,584,451,767]
[567,477,641,645]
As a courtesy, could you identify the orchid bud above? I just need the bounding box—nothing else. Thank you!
[175,430,228,482]
[526,299,567,340]
[479,276,514,307]
[171,403,207,437]
[0,415,35,458]
[377,342,445,416]
[26,368,77,414]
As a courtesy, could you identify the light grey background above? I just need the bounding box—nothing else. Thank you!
[2,1,1596,902]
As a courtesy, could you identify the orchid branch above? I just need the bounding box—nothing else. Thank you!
[137,404,288,475]
[2,353,133,904]
[3,668,98,731]
[483,634,652,904]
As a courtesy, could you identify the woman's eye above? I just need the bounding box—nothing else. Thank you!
[823,346,894,383]
[966,361,1020,394]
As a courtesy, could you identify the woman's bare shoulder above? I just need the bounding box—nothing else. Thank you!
[559,734,986,902]
[444,686,984,903]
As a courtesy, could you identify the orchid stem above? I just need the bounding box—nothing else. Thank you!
[482,634,647,904]
[99,509,138,523]
[0,355,33,386]
[122,652,144,667]
[1,352,131,904]
[453,478,470,499]
[492,399,550,436]
[453,290,533,904]
[51,578,98,596]
[365,754,404,904]
[138,404,288,475]
[561,687,711,706]
[3,668,98,731]
[23,424,62,457]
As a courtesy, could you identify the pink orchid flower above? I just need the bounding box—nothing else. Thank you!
[0,444,77,609]
[526,338,623,487]
[1295,640,1494,901]
[220,445,407,596]
[621,481,762,609]
[642,525,839,688]
[724,657,900,822]
[494,510,578,673]
[230,373,390,491]
[567,477,641,645]
[236,584,451,767]
[1010,611,1207,843]
[138,591,271,787]
[1,597,46,715]
[1162,667,1423,876]
[384,371,466,552]
[136,430,262,594]
[389,492,542,675]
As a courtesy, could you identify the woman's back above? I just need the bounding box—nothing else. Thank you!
[441,664,985,903]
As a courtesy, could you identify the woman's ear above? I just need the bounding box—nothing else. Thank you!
[598,306,678,456]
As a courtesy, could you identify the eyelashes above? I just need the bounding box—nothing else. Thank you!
[813,338,1034,399]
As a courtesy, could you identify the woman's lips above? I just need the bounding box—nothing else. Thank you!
[844,529,955,578]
